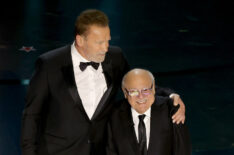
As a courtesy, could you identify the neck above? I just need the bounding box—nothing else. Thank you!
[74,43,88,61]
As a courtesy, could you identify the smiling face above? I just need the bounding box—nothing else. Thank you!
[123,69,155,114]
[75,25,111,63]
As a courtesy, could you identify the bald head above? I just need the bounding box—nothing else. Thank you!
[122,68,154,89]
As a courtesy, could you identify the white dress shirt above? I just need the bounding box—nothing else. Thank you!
[131,107,151,149]
[71,43,107,119]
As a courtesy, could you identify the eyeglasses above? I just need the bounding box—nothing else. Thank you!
[125,84,153,97]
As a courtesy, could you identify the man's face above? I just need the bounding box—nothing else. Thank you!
[76,25,111,63]
[124,75,155,114]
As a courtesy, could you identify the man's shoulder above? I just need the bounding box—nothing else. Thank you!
[105,45,128,68]
[106,45,124,58]
[154,96,172,106]
[153,96,179,116]
[108,45,122,53]
[39,45,71,61]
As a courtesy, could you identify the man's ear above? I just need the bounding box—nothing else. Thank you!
[75,35,84,47]
[122,87,127,98]
[152,81,156,95]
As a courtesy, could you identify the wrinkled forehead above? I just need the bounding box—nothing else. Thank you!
[84,25,110,36]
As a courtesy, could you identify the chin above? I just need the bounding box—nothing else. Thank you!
[136,107,147,114]
[138,110,146,114]
[93,57,105,63]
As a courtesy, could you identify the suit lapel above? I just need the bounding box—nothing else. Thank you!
[91,58,114,120]
[147,98,165,155]
[61,47,90,122]
[101,57,113,88]
[120,101,141,155]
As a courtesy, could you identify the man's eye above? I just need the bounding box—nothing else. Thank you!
[142,89,148,92]
[130,91,139,96]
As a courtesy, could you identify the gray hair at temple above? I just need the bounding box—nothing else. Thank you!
[121,68,155,88]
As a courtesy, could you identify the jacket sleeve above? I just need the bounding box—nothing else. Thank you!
[21,57,50,155]
[156,86,175,97]
[173,123,192,155]
[169,100,192,155]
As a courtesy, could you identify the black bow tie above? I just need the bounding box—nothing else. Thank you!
[79,62,100,71]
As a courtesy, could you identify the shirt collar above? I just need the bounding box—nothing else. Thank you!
[71,42,103,73]
[131,107,151,120]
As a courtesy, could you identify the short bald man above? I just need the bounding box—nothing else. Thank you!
[106,69,191,155]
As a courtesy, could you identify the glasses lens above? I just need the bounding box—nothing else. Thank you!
[141,88,151,96]
[126,85,153,97]
[129,90,139,97]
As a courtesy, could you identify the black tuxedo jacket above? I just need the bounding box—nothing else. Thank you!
[106,97,191,155]
[21,44,175,155]
[21,45,129,155]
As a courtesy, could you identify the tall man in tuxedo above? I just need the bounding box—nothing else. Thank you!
[21,9,186,155]
[106,69,191,155]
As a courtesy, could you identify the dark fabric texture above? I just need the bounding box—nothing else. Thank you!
[21,45,129,155]
[106,96,192,155]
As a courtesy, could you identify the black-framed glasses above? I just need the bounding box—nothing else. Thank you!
[125,84,153,97]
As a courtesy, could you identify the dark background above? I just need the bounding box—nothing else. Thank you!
[0,0,234,154]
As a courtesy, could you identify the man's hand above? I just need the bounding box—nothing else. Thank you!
[170,94,186,124]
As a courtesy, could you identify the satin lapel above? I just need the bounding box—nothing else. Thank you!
[91,58,113,120]
[120,102,141,155]
[147,98,162,155]
[91,85,113,120]
[102,57,113,88]
[61,56,90,122]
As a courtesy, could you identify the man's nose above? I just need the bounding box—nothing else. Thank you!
[137,92,144,99]
[102,42,109,52]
